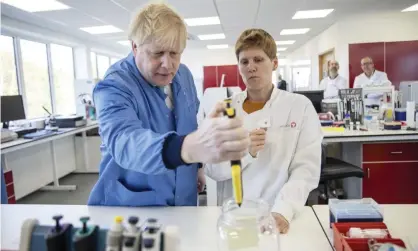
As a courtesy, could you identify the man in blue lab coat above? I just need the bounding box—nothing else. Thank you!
[88,3,249,207]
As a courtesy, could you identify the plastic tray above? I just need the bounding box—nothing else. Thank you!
[329,198,383,227]
[332,222,406,251]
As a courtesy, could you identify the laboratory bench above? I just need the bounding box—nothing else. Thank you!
[1,121,100,204]
[322,129,418,204]
[0,204,333,251]
[312,204,418,250]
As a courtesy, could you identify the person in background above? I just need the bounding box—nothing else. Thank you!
[277,74,287,91]
[353,57,391,88]
[88,3,250,207]
[203,29,322,234]
[319,60,348,99]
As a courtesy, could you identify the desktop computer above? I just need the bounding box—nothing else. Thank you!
[1,95,36,142]
[293,90,324,114]
[1,95,26,129]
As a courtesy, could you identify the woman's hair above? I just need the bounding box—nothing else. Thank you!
[235,28,277,60]
[128,3,187,51]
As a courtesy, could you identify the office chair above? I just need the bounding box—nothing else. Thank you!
[319,144,364,203]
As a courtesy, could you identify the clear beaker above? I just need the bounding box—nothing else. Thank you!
[217,198,280,251]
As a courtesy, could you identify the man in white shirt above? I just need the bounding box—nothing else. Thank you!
[319,60,348,99]
[353,57,391,88]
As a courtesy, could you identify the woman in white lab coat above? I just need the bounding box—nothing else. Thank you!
[204,29,323,233]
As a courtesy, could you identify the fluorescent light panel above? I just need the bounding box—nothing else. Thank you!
[276,40,295,45]
[280,28,310,35]
[198,33,225,40]
[402,3,418,12]
[80,25,123,34]
[2,0,70,12]
[184,16,220,26]
[292,9,334,19]
[207,44,228,49]
[118,41,131,46]
[277,47,287,52]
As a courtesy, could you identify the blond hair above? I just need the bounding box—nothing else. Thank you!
[128,3,187,51]
[235,29,277,60]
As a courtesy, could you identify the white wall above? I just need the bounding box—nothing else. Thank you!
[287,11,418,89]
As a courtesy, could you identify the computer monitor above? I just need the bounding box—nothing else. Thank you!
[293,90,324,113]
[1,95,26,129]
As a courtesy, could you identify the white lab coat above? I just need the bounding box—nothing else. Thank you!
[203,87,323,223]
[319,75,348,99]
[353,70,391,88]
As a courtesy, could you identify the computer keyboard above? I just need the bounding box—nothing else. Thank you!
[13,127,37,137]
[23,130,58,139]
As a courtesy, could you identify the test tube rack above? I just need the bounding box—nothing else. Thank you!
[18,215,179,251]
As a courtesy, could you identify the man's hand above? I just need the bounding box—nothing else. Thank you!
[249,128,266,157]
[272,212,289,234]
[197,167,206,193]
[181,102,250,164]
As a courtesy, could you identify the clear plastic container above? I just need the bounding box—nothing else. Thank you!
[329,198,383,227]
[217,198,280,251]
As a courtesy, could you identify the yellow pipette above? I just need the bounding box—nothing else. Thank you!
[224,99,243,207]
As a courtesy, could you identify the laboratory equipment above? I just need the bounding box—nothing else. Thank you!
[332,222,406,251]
[399,81,418,108]
[406,101,416,129]
[217,198,280,251]
[293,90,324,113]
[1,128,18,143]
[338,89,364,126]
[362,86,395,123]
[329,198,383,227]
[18,215,179,251]
[321,98,343,121]
[224,99,243,207]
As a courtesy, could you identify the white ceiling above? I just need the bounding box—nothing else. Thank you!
[1,0,417,56]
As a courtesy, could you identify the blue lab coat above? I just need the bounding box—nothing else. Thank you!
[87,53,200,207]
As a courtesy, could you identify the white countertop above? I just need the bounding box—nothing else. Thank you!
[312,204,418,250]
[1,205,332,251]
[1,121,99,154]
[323,129,418,143]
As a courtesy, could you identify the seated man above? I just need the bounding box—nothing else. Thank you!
[353,57,391,88]
[319,60,348,99]
[204,28,322,234]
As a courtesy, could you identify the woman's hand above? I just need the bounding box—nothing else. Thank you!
[197,167,206,193]
[272,212,289,234]
[249,128,266,157]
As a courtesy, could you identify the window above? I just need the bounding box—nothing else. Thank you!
[97,54,110,78]
[50,44,76,115]
[110,57,120,64]
[0,35,19,96]
[90,52,98,79]
[20,39,52,118]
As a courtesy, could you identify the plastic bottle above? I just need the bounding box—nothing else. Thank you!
[106,216,124,251]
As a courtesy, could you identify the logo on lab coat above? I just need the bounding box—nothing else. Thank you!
[291,122,296,128]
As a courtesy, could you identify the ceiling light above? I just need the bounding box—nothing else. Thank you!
[402,3,418,12]
[292,9,334,19]
[276,40,295,45]
[207,44,229,49]
[280,28,310,35]
[2,0,70,12]
[118,41,131,46]
[80,25,123,34]
[184,16,220,26]
[198,33,225,40]
[277,48,287,52]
